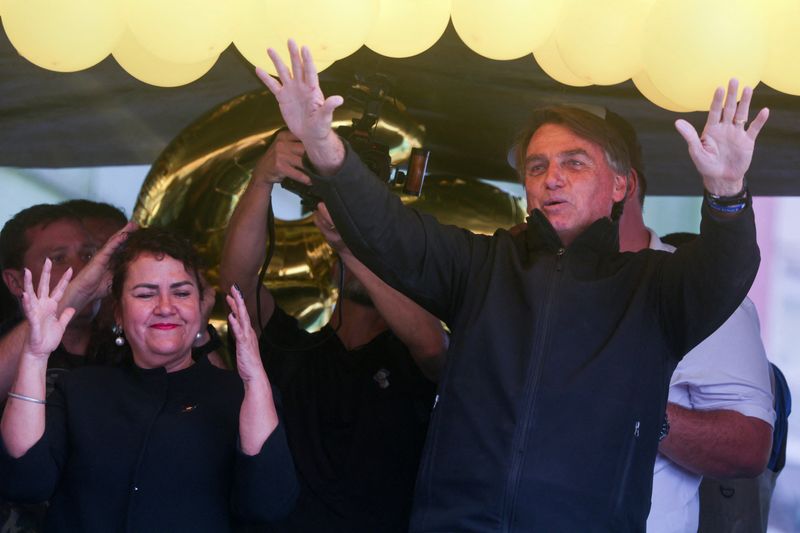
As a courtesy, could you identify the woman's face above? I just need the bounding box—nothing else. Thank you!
[117,252,202,372]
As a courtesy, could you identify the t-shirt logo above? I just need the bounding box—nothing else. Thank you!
[373,368,391,389]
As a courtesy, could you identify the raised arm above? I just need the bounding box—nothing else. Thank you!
[1,260,74,458]
[257,40,344,176]
[0,222,134,397]
[226,285,278,455]
[219,131,309,331]
[315,204,449,381]
[226,284,299,521]
[659,81,765,356]
[258,42,479,324]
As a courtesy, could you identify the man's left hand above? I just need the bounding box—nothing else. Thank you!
[675,78,769,196]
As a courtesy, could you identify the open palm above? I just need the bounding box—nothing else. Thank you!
[675,79,769,195]
[256,40,343,145]
[21,259,75,360]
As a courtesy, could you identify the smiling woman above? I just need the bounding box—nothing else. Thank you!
[110,229,205,372]
[0,227,299,532]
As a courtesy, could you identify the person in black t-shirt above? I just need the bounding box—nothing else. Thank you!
[220,130,448,532]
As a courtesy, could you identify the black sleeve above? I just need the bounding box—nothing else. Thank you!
[0,383,69,503]
[231,420,300,523]
[308,141,484,325]
[657,198,760,357]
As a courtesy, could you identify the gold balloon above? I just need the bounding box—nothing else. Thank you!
[365,0,451,58]
[451,0,563,60]
[2,0,124,72]
[553,0,649,86]
[233,0,379,71]
[642,0,768,111]
[532,35,591,88]
[113,31,217,88]
[632,71,691,112]
[763,0,800,96]
[124,0,234,64]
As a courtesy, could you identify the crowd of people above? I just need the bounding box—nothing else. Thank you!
[0,41,784,532]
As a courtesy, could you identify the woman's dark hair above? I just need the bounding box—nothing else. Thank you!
[110,226,204,304]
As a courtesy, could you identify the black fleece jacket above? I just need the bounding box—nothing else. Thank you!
[0,356,299,532]
[308,143,760,532]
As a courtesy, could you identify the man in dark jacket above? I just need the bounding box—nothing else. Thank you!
[256,41,768,533]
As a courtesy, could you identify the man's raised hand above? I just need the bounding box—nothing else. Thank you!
[256,40,343,147]
[675,78,769,196]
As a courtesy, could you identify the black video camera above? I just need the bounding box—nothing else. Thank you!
[280,123,392,211]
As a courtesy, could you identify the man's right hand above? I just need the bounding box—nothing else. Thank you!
[254,130,310,186]
[256,40,343,148]
[256,40,346,176]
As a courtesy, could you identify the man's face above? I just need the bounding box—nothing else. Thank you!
[523,124,627,246]
[3,219,94,300]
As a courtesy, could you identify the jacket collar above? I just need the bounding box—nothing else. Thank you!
[524,209,620,258]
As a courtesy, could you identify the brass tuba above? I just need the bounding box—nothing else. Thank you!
[133,84,526,333]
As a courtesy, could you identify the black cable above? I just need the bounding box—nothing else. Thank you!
[255,188,345,353]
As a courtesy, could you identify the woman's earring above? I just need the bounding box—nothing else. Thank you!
[112,324,125,347]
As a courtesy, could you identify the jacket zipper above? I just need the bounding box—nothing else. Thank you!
[501,247,565,532]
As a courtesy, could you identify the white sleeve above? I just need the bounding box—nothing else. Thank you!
[668,298,775,426]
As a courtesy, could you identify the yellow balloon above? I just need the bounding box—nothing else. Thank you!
[632,71,691,112]
[763,0,800,95]
[234,0,379,70]
[365,0,451,58]
[532,35,591,87]
[451,0,564,60]
[113,30,216,87]
[125,0,234,64]
[642,0,768,111]
[553,0,649,86]
[2,0,124,72]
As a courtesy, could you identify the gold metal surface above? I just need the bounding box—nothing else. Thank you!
[133,88,526,332]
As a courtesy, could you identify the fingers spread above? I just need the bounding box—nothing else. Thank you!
[256,66,281,95]
[675,118,701,150]
[302,45,319,88]
[268,47,292,85]
[38,258,52,299]
[746,107,770,141]
[23,268,34,298]
[733,86,753,126]
[288,39,303,84]
[721,78,739,123]
[51,267,74,302]
[705,86,725,127]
